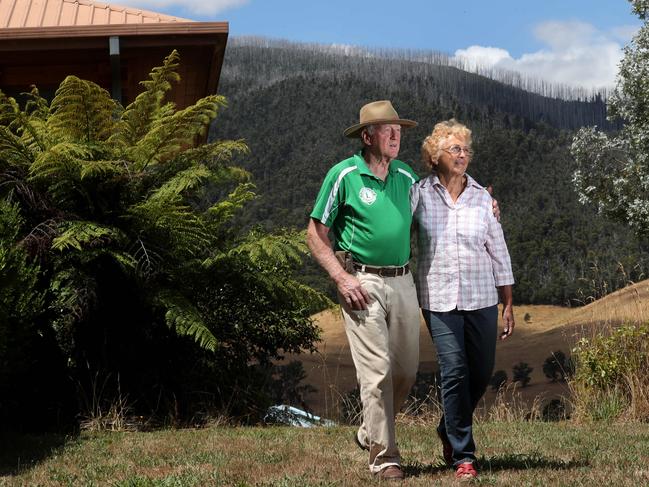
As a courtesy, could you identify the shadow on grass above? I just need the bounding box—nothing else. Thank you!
[0,432,73,476]
[403,460,450,477]
[479,453,589,472]
[403,453,588,478]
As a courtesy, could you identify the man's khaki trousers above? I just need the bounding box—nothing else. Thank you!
[340,270,420,473]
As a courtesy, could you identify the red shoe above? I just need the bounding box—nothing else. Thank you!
[455,462,477,480]
[437,430,453,466]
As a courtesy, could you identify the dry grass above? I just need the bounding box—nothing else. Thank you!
[2,421,649,486]
[290,280,649,419]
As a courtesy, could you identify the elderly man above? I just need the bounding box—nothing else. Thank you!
[307,100,420,481]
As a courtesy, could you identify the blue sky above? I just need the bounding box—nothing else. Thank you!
[125,0,642,89]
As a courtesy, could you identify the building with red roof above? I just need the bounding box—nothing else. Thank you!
[0,0,228,106]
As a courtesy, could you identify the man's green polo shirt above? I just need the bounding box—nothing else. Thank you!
[310,152,419,266]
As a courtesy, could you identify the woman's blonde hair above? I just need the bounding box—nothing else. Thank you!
[421,119,472,170]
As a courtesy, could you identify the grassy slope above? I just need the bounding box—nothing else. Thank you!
[291,280,649,416]
[3,422,649,486]
[3,283,648,486]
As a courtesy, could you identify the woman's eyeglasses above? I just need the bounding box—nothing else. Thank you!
[443,145,473,157]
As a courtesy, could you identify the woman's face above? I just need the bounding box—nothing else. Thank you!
[434,135,471,177]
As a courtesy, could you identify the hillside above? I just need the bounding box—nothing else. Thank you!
[211,39,649,305]
[288,280,649,416]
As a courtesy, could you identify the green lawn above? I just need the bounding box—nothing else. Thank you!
[2,421,649,486]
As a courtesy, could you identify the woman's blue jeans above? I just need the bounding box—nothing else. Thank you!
[422,306,498,466]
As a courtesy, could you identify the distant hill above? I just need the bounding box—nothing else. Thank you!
[211,38,649,305]
[291,279,649,416]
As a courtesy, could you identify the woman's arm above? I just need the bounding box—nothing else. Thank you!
[498,285,515,340]
[484,193,515,339]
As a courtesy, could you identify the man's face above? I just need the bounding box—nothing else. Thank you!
[367,124,401,161]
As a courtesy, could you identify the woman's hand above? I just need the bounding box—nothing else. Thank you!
[497,285,514,340]
[486,185,501,221]
[500,304,515,340]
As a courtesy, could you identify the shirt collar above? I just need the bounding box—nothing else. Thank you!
[421,172,482,190]
[353,152,398,177]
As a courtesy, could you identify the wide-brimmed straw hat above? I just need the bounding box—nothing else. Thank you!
[343,100,417,138]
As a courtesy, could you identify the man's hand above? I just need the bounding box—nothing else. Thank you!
[500,305,515,340]
[307,219,372,310]
[335,271,371,310]
[486,185,501,221]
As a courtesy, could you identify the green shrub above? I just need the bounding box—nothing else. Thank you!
[573,323,649,389]
[0,53,328,429]
[0,201,74,431]
[542,350,574,382]
[512,362,533,387]
[571,322,649,421]
[489,370,508,391]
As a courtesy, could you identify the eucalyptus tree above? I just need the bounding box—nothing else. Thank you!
[571,0,649,237]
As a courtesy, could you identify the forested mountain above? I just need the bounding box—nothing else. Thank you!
[211,38,648,305]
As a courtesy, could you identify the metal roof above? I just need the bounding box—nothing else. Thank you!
[0,0,191,28]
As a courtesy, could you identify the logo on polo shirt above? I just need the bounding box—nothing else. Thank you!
[359,187,377,205]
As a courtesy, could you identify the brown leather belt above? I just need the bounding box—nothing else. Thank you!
[353,262,410,277]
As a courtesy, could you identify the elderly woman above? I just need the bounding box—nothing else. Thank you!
[411,119,515,480]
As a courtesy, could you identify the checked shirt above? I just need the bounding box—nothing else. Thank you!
[411,173,514,312]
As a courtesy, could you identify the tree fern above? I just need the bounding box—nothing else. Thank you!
[22,86,50,120]
[130,96,227,170]
[199,139,250,168]
[28,142,92,181]
[149,164,212,201]
[78,159,126,180]
[0,126,34,171]
[129,193,210,257]
[51,221,127,252]
[110,50,181,148]
[229,230,308,268]
[207,182,256,225]
[49,76,116,143]
[0,52,327,423]
[0,92,50,153]
[154,289,217,352]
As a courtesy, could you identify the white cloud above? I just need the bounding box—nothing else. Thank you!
[453,46,512,70]
[452,21,640,89]
[125,0,249,17]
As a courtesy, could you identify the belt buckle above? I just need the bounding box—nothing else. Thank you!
[377,267,385,277]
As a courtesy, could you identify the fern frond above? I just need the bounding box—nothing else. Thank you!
[229,230,308,268]
[0,126,35,170]
[110,50,181,148]
[149,164,212,201]
[207,182,256,224]
[198,139,250,169]
[201,250,228,269]
[0,91,16,126]
[0,92,51,152]
[154,289,217,352]
[52,221,127,252]
[291,281,335,310]
[28,142,91,181]
[129,194,211,257]
[131,95,227,169]
[16,117,51,153]
[253,272,333,313]
[79,159,126,180]
[49,76,116,143]
[170,139,250,173]
[22,86,50,120]
[128,238,164,278]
